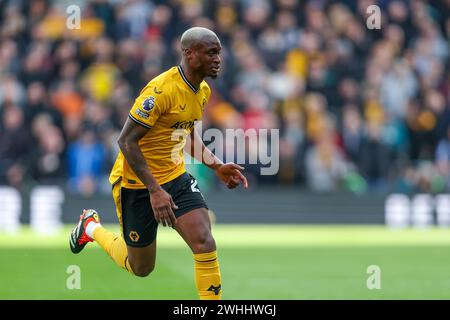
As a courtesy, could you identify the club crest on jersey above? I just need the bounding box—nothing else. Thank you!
[142,96,155,112]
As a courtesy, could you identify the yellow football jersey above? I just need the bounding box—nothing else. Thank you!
[109,66,211,188]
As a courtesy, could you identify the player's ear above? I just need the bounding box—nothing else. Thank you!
[184,47,193,59]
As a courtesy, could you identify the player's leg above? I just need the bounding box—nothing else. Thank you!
[89,223,135,274]
[175,208,222,300]
[126,242,157,277]
[90,226,157,277]
[117,186,159,276]
[166,173,222,299]
[175,207,216,253]
[69,208,137,274]
[83,217,157,277]
[70,183,158,277]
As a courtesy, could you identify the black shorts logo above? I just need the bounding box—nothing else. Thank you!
[129,231,140,242]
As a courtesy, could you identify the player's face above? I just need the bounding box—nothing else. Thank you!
[194,40,222,79]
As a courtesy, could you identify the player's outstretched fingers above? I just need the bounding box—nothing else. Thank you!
[157,208,167,227]
[161,214,167,227]
[153,208,161,224]
[165,208,173,227]
[162,212,169,227]
[233,169,248,188]
[169,198,178,227]
[227,178,238,189]
[229,176,240,185]
[229,163,245,171]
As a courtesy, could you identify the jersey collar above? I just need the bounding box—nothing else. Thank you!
[178,65,199,94]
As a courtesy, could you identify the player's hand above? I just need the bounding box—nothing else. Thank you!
[149,187,178,227]
[215,163,249,189]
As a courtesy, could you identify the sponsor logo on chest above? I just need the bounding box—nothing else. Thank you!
[170,119,198,130]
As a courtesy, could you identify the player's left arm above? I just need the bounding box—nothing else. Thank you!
[187,128,248,189]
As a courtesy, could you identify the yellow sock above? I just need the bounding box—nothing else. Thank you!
[194,251,222,300]
[93,226,134,275]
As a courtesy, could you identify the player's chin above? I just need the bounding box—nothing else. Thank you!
[208,68,220,79]
[207,71,219,79]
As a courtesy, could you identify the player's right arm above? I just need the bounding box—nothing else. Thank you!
[117,95,178,228]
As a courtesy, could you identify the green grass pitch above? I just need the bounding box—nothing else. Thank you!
[1,225,450,299]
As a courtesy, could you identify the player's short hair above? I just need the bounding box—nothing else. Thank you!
[180,27,219,50]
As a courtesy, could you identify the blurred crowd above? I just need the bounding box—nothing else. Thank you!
[0,0,449,195]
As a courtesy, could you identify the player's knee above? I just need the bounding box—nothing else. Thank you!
[131,263,155,277]
[192,232,216,253]
[133,266,154,277]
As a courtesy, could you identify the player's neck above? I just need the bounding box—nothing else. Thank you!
[179,62,203,89]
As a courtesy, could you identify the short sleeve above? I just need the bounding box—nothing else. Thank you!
[128,86,167,129]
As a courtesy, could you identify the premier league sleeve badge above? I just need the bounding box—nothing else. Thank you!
[142,96,155,112]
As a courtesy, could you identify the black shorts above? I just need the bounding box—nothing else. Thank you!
[118,172,208,247]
